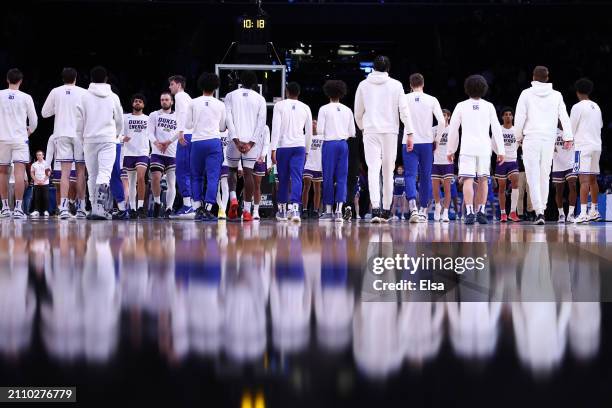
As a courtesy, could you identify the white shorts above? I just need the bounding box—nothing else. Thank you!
[56,136,85,163]
[574,150,600,175]
[0,141,30,165]
[458,154,490,179]
[226,140,259,169]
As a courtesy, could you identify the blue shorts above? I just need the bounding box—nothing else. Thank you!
[303,168,322,182]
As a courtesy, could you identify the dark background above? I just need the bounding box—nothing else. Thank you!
[2,0,611,171]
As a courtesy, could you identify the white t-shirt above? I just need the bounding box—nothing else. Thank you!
[148,110,178,158]
[433,125,451,165]
[0,89,38,143]
[123,113,150,157]
[41,85,86,139]
[570,99,603,153]
[271,99,313,151]
[447,98,504,158]
[220,130,229,167]
[493,126,518,161]
[188,95,226,142]
[225,88,267,144]
[553,129,575,172]
[316,102,356,141]
[405,91,444,144]
[304,135,323,172]
[32,161,50,185]
[174,90,193,134]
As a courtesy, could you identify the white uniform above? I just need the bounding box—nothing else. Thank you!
[270,98,313,151]
[571,99,603,175]
[304,136,323,172]
[432,125,451,165]
[494,126,518,161]
[31,161,50,185]
[187,95,226,142]
[224,88,267,169]
[316,102,356,141]
[553,129,575,172]
[0,89,38,165]
[41,84,87,163]
[447,98,504,178]
[147,110,178,158]
[404,91,444,145]
[174,90,193,136]
[122,113,150,158]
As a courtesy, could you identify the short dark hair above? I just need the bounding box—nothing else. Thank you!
[442,108,451,116]
[409,73,424,88]
[533,66,549,82]
[6,68,23,84]
[240,71,258,89]
[131,93,147,105]
[500,106,514,116]
[323,80,347,100]
[197,72,220,93]
[160,90,173,98]
[286,82,301,97]
[575,78,594,95]
[373,55,390,73]
[90,66,107,83]
[168,75,186,88]
[464,75,488,98]
[35,150,44,155]
[62,67,77,84]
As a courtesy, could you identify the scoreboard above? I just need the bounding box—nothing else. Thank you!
[236,14,270,44]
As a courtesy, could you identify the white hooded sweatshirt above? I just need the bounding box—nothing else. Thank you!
[354,71,414,136]
[514,81,573,143]
[76,83,123,144]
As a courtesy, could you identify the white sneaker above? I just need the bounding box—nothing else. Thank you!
[30,210,40,218]
[418,209,428,223]
[567,213,575,223]
[441,212,450,223]
[76,209,87,219]
[252,210,260,221]
[558,214,566,223]
[0,208,11,218]
[409,210,420,223]
[433,206,441,222]
[13,209,27,220]
[276,210,288,221]
[43,211,50,218]
[59,209,72,219]
[588,210,602,222]
[291,210,301,223]
[573,212,590,224]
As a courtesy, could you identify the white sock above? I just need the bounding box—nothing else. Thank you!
[510,189,519,212]
[183,197,192,207]
[466,205,474,215]
[154,196,161,204]
[294,203,300,212]
[138,199,144,209]
[443,208,449,217]
[205,203,213,211]
[60,197,68,210]
[78,199,85,210]
[569,205,575,216]
[244,201,252,212]
[501,209,506,215]
[336,202,343,213]
[253,204,260,213]
[478,204,485,213]
[558,208,564,216]
[326,204,333,214]
[278,203,285,213]
[193,201,202,210]
[590,205,598,214]
[409,199,417,211]
[230,191,237,200]
[435,202,442,211]
[2,199,8,209]
[581,204,587,214]
[15,200,22,211]
[118,201,126,211]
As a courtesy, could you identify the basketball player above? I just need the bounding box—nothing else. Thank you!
[391,165,406,220]
[0,68,38,219]
[431,109,452,222]
[493,107,520,223]
[403,73,444,223]
[217,130,230,220]
[147,91,178,218]
[446,75,505,225]
[225,71,267,221]
[552,124,577,223]
[317,80,356,223]
[354,55,414,223]
[42,67,88,219]
[303,120,322,219]
[571,78,603,223]
[187,72,226,221]
[514,66,573,225]
[122,94,150,218]
[271,81,313,223]
[252,124,271,220]
[76,66,123,220]
[168,75,195,219]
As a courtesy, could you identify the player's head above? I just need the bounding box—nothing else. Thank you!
[6,68,23,86]
[575,77,594,98]
[323,79,347,101]
[90,66,107,84]
[240,71,258,89]
[442,108,451,123]
[197,72,220,94]
[464,75,488,99]
[501,107,514,125]
[168,75,186,95]
[396,164,404,175]
[131,93,146,112]
[373,55,390,73]
[286,82,301,98]
[62,67,77,85]
[409,73,424,90]
[532,66,549,83]
[35,150,44,161]
[160,91,173,110]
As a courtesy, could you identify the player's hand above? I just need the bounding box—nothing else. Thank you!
[233,138,241,148]
[242,142,253,154]
[123,135,131,143]
[271,150,277,165]
[563,141,573,150]
[497,154,505,165]
[178,132,186,146]
[257,156,264,164]
[237,169,243,178]
[405,134,414,152]
[154,141,163,151]
[27,128,32,137]
[447,154,454,163]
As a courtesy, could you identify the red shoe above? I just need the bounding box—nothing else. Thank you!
[509,211,520,222]
[228,198,239,219]
[500,214,508,223]
[242,210,253,222]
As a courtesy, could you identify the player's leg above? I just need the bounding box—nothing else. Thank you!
[288,147,306,222]
[417,143,433,221]
[58,161,72,217]
[507,172,520,222]
[217,166,229,219]
[302,174,312,215]
[136,162,148,213]
[588,151,601,221]
[174,133,193,215]
[363,133,383,221]
[110,144,128,219]
[242,167,254,220]
[402,144,419,221]
[554,178,565,222]
[475,175,489,224]
[312,180,322,217]
[0,162,9,217]
[566,174,577,222]
[275,148,291,220]
[441,177,451,222]
[226,142,241,220]
[334,140,349,221]
[12,160,27,218]
[517,171,526,218]
[201,139,223,221]
[497,177,507,222]
[252,160,266,220]
[321,140,335,219]
[149,155,165,218]
[165,167,177,218]
[432,177,441,221]
[381,134,397,222]
[189,140,205,216]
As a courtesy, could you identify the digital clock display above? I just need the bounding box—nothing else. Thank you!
[236,14,270,44]
[242,18,266,29]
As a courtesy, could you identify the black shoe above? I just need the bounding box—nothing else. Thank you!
[195,207,206,221]
[152,203,161,218]
[534,214,545,225]
[129,209,138,219]
[311,210,320,220]
[202,209,217,222]
[371,208,382,223]
[69,202,77,216]
[112,209,130,220]
[381,209,392,222]
[343,206,353,221]
[164,209,172,219]
[137,207,147,219]
[476,211,488,224]
[465,213,476,225]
